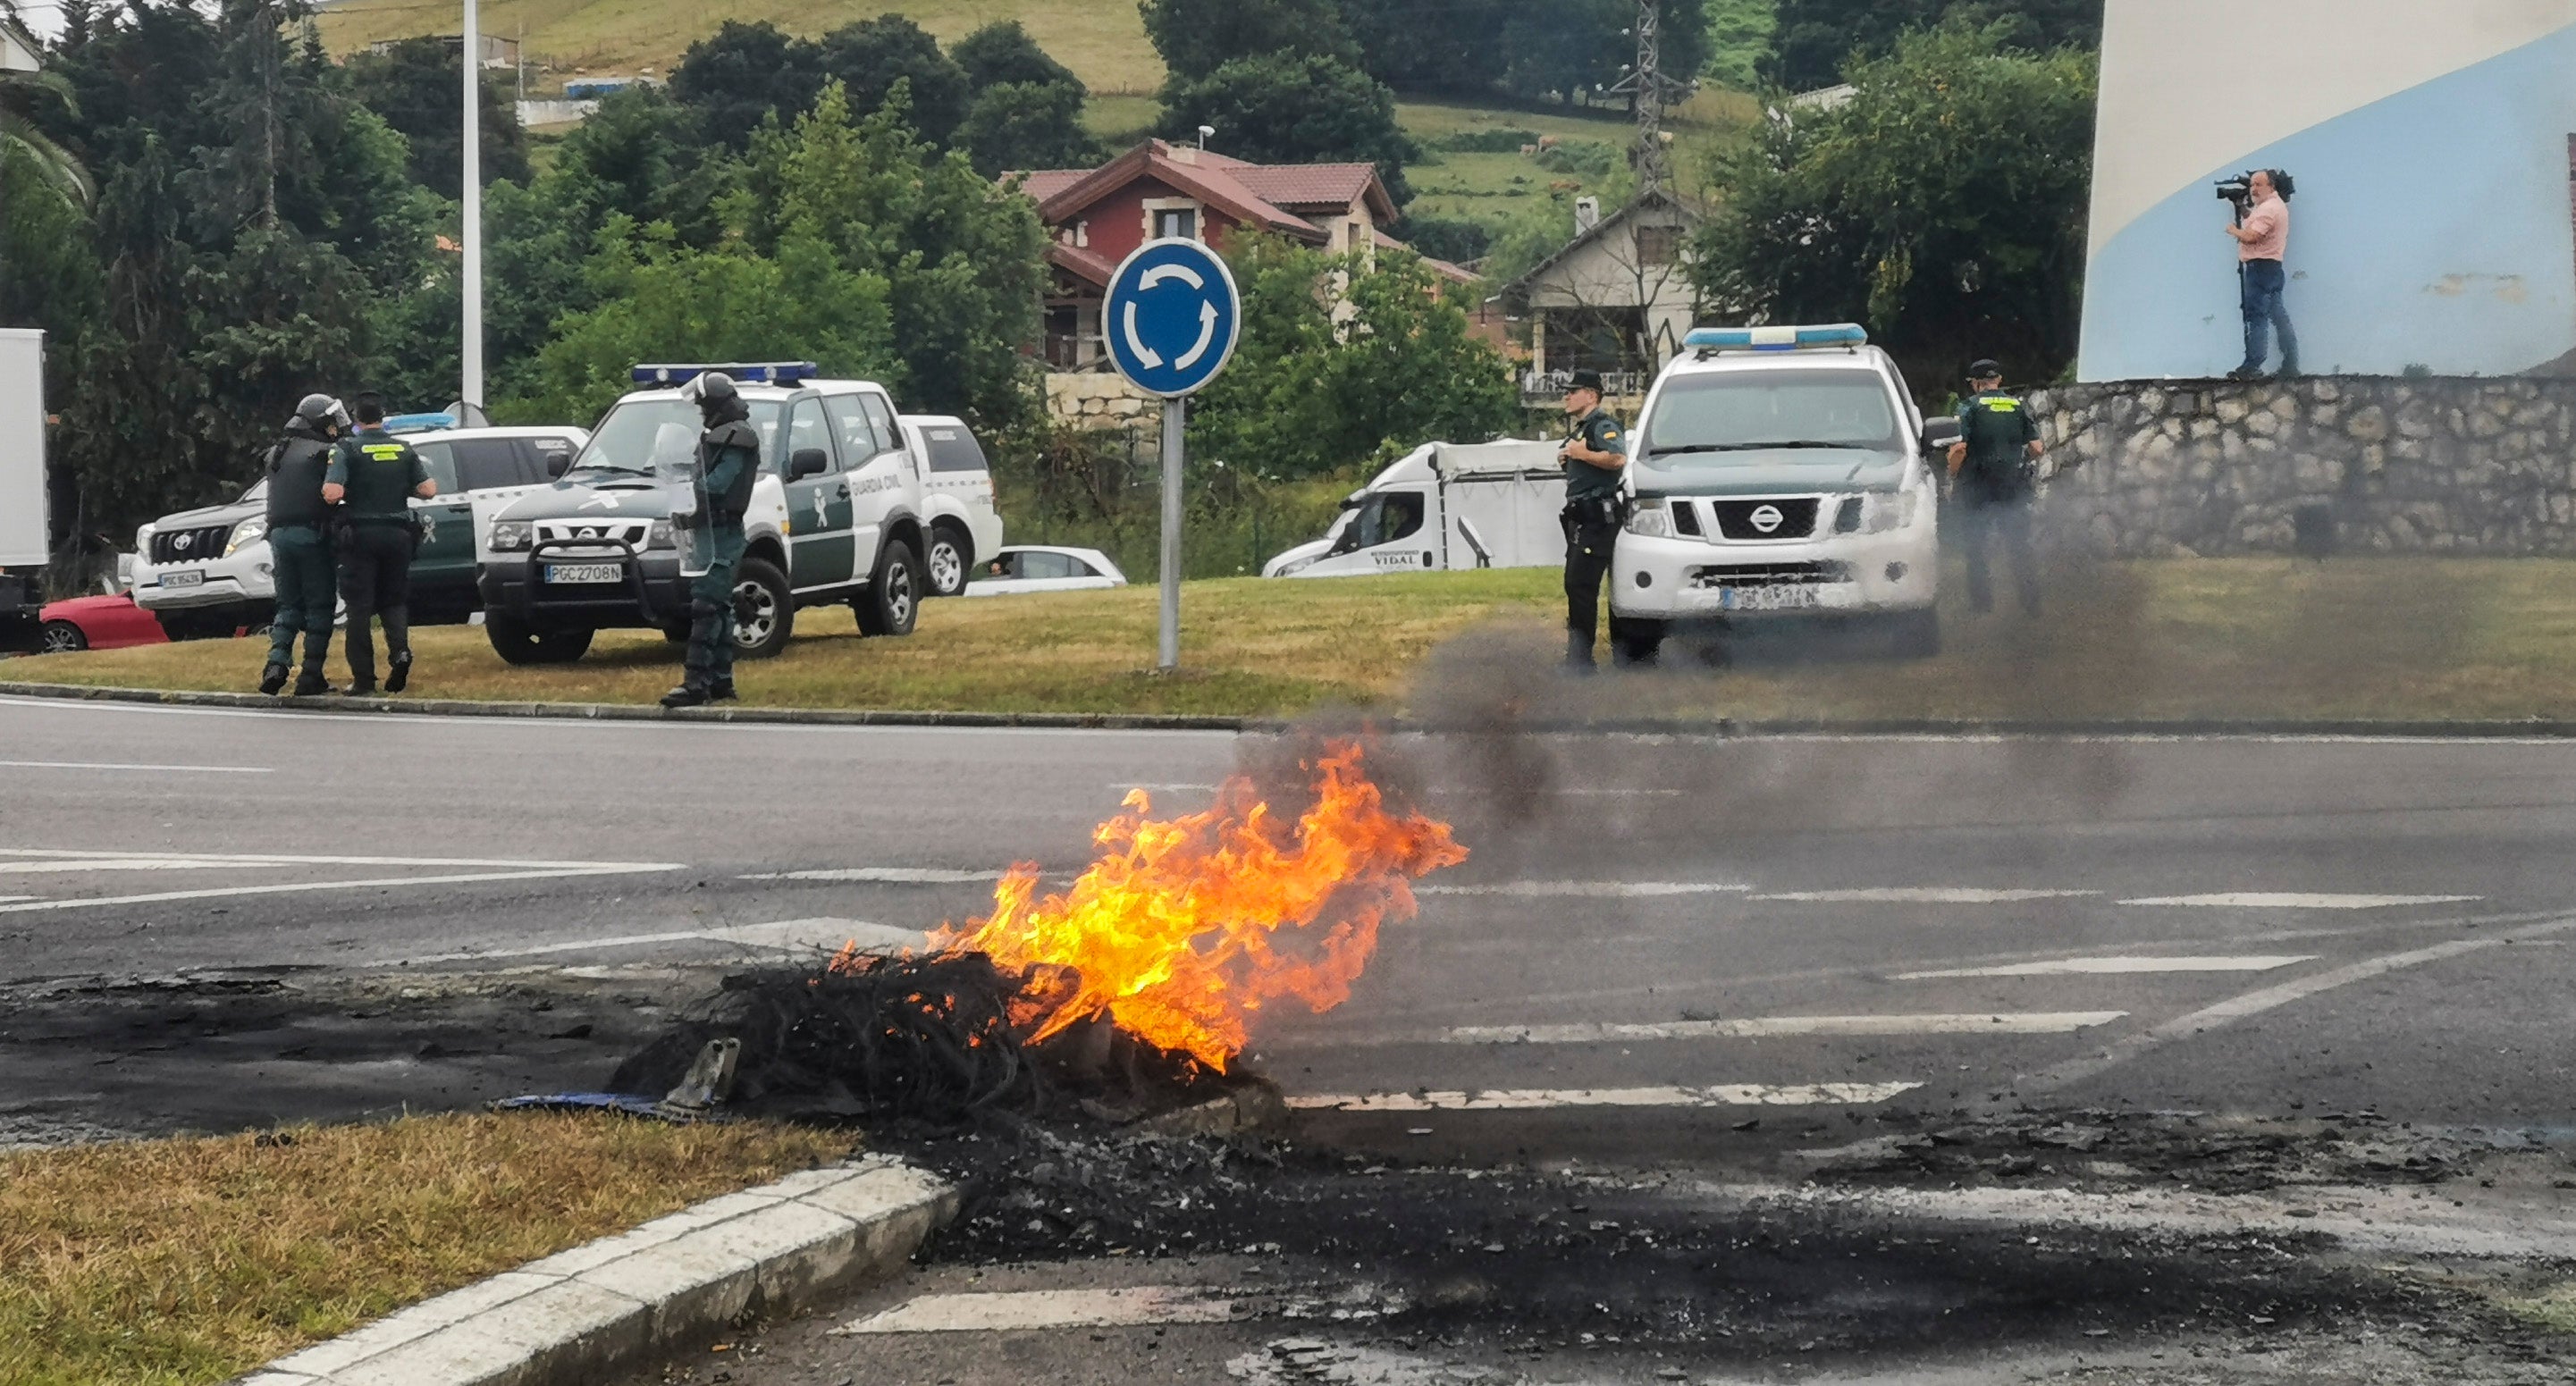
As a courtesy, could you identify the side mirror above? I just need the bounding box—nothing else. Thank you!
[545,453,571,479]
[789,448,830,480]
[1923,416,1964,452]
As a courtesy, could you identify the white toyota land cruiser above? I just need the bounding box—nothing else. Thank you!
[1609,324,1951,663]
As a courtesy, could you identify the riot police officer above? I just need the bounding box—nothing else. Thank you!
[1946,359,2046,617]
[661,372,762,710]
[1557,370,1629,670]
[324,393,436,696]
[257,394,349,697]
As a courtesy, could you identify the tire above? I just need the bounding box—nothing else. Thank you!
[854,539,921,638]
[922,524,971,599]
[728,556,796,660]
[1611,617,1666,668]
[486,614,594,665]
[1889,608,1942,659]
[38,620,88,654]
[662,622,690,643]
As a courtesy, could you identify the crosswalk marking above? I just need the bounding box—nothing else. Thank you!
[1286,1082,1919,1113]
[0,760,273,774]
[1753,888,2100,903]
[1444,1012,2126,1045]
[1896,955,2315,979]
[0,858,294,875]
[398,916,921,966]
[1418,881,1751,898]
[739,867,1001,885]
[840,1287,1243,1334]
[2120,893,2482,909]
[0,863,685,915]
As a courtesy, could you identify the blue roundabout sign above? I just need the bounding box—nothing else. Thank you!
[1104,238,1243,399]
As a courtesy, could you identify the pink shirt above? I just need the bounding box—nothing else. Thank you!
[2239,193,2288,262]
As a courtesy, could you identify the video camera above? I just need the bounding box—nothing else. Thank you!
[2215,169,2295,212]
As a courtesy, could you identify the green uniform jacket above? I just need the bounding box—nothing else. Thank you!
[1564,407,1629,502]
[327,427,432,519]
[1956,389,2040,499]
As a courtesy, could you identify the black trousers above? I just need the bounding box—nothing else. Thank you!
[336,522,414,685]
[1956,491,2041,616]
[1561,512,1621,664]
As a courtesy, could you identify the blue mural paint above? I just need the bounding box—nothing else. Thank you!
[2081,24,2576,381]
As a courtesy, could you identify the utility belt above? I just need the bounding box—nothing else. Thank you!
[1561,494,1630,529]
[346,514,414,527]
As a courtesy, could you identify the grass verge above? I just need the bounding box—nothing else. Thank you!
[25,559,2576,723]
[0,1113,849,1386]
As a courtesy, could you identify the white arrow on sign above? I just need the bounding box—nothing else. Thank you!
[1120,266,1223,374]
[1123,301,1163,368]
[1174,301,1221,372]
[1141,264,1207,291]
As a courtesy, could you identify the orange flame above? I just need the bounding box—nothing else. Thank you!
[925,740,1467,1071]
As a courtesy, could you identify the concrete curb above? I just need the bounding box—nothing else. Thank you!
[236,1155,956,1386]
[12,678,2576,739]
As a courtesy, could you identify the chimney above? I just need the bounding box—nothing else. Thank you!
[1170,144,1198,166]
[1574,197,1602,234]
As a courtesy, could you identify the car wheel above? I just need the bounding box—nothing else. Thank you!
[923,525,970,599]
[1889,608,1941,659]
[854,539,921,637]
[486,614,594,666]
[38,620,87,654]
[728,556,796,660]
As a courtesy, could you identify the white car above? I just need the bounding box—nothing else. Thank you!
[1609,324,1946,662]
[964,545,1128,596]
[898,416,1006,599]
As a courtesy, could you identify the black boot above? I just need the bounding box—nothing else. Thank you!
[347,680,380,698]
[291,670,336,698]
[385,651,412,694]
[710,677,738,702]
[258,662,290,696]
[661,680,713,710]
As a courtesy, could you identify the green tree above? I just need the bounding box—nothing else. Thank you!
[669,21,823,150]
[1157,53,1416,205]
[951,21,1082,95]
[341,36,530,197]
[1140,0,1360,82]
[1335,0,1515,94]
[815,16,972,147]
[1695,19,2096,383]
[960,80,1099,178]
[1705,0,1780,89]
[549,87,737,248]
[1763,0,2100,91]
[2,64,93,207]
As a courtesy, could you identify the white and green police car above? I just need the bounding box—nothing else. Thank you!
[1609,324,1953,662]
[475,363,931,665]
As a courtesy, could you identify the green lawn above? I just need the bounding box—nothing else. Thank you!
[24,559,2576,724]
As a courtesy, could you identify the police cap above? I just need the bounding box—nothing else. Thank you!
[1567,370,1605,395]
[1967,359,2003,381]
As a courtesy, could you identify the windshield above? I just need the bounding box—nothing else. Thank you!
[1642,369,1902,466]
[238,478,268,506]
[575,399,786,477]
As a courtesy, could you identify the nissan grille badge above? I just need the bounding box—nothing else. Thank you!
[1750,504,1786,534]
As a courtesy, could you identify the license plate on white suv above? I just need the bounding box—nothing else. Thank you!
[162,570,205,589]
[543,563,623,585]
[1718,584,1820,612]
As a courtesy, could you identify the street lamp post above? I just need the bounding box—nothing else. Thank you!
[460,0,484,410]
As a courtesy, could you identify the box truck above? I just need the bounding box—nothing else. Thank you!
[1261,440,1568,579]
[0,329,47,651]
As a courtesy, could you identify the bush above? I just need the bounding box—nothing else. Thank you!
[1432,127,1542,154]
[1533,140,1617,177]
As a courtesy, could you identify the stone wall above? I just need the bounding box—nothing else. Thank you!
[1046,373,1166,431]
[2026,377,2576,556]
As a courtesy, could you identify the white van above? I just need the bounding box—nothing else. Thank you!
[1262,440,1566,579]
[897,416,1006,598]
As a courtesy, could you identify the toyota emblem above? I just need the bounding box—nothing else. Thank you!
[175,533,193,551]
[1749,504,1786,533]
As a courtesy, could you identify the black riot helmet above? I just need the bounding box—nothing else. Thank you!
[682,371,746,424]
[290,392,350,438]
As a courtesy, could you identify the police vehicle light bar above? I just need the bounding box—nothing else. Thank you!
[630,362,821,386]
[1683,324,1869,352]
[383,412,456,434]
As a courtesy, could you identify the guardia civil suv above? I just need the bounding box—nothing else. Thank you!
[474,363,927,665]
[1609,324,1949,662]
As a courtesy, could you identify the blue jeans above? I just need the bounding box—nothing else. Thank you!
[2239,257,2298,374]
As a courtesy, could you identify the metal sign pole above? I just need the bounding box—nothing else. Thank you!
[1158,397,1185,670]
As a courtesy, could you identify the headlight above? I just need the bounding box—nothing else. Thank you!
[223,517,267,557]
[1624,498,1674,538]
[647,520,675,550]
[1860,490,1920,533]
[1271,557,1314,578]
[489,522,533,552]
[135,524,156,553]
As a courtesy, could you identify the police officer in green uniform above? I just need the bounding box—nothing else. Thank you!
[1945,359,2047,617]
[1558,370,1629,670]
[324,393,437,696]
[257,394,349,697]
[661,372,762,710]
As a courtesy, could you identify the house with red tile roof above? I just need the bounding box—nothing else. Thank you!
[1010,139,1473,374]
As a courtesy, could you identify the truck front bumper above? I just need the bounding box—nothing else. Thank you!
[477,543,690,631]
[1610,521,1939,623]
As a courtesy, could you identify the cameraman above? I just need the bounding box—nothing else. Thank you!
[2224,170,2299,381]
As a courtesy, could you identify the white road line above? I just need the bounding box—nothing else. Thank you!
[1119,782,1219,792]
[1753,888,2100,903]
[0,847,674,869]
[0,896,31,904]
[1445,1012,2127,1045]
[0,864,683,915]
[1286,1082,1920,1113]
[839,1287,1244,1334]
[1896,955,2314,979]
[739,867,1002,885]
[1418,881,1752,898]
[397,917,921,966]
[0,759,273,774]
[2120,892,2484,909]
[0,859,295,875]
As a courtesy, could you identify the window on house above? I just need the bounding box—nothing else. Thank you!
[1636,226,1680,267]
[1154,206,1200,239]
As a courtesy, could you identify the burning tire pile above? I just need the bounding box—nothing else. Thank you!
[610,737,1468,1128]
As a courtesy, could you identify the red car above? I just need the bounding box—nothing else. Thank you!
[38,593,170,654]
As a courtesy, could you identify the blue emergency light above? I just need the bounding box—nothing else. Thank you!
[630,362,821,387]
[383,412,457,434]
[1683,323,1870,353]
